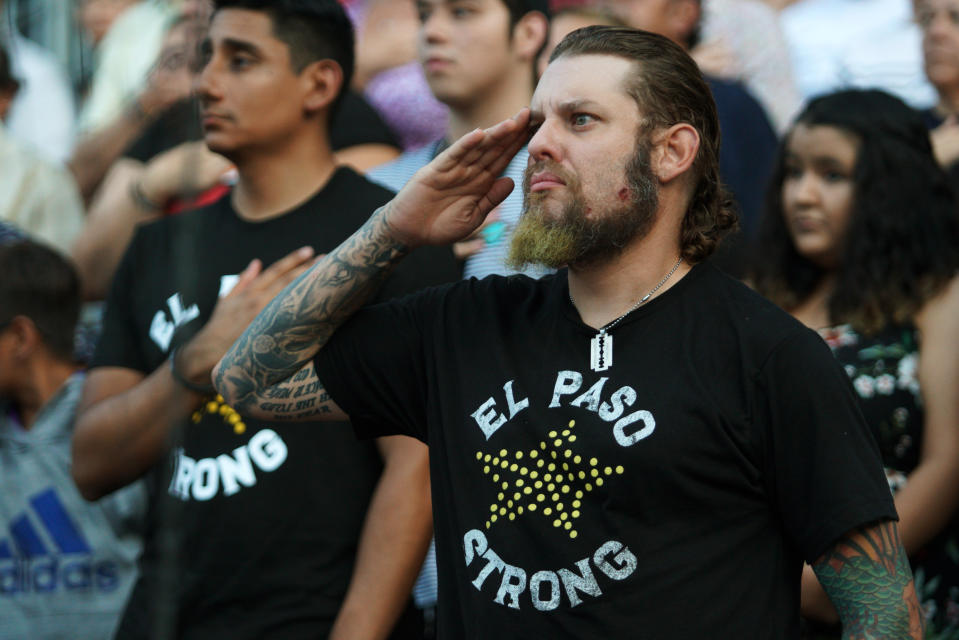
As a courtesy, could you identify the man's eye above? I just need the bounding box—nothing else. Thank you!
[451,6,474,18]
[571,114,594,127]
[230,55,253,70]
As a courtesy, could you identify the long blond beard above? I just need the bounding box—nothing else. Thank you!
[506,198,587,270]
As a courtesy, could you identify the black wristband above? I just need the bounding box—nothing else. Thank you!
[169,347,216,395]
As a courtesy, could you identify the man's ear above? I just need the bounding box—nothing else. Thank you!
[511,11,549,62]
[6,316,41,360]
[652,123,700,184]
[301,59,343,114]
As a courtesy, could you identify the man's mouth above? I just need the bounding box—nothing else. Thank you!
[423,56,453,73]
[529,172,567,191]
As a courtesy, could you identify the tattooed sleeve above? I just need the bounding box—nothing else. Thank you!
[214,205,408,419]
[812,520,924,639]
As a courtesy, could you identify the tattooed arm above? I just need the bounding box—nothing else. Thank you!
[213,109,531,418]
[812,520,924,639]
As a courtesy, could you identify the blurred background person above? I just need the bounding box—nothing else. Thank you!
[74,0,176,136]
[916,0,959,183]
[0,40,84,255]
[694,0,801,133]
[751,89,959,636]
[69,5,196,203]
[0,0,76,162]
[0,239,145,640]
[347,0,449,150]
[779,0,936,109]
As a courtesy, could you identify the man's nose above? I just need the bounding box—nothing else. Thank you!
[527,119,561,163]
[421,10,449,45]
[195,57,221,104]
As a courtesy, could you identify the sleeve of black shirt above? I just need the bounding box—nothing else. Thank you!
[315,282,458,443]
[755,328,898,562]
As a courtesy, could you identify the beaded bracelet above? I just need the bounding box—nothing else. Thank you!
[169,347,216,395]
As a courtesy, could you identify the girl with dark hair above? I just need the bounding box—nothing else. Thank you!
[753,89,959,635]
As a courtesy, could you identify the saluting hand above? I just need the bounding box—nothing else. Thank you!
[384,108,530,249]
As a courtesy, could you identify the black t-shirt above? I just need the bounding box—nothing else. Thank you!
[315,262,896,639]
[92,167,460,639]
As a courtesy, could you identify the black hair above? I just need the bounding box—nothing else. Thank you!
[752,89,959,333]
[502,0,551,27]
[552,26,737,262]
[0,241,80,361]
[213,0,354,116]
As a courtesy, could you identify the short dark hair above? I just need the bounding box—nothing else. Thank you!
[0,241,80,361]
[212,0,354,115]
[550,26,736,262]
[502,0,551,27]
[753,89,959,333]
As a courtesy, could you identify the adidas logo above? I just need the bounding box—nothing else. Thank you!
[0,488,120,596]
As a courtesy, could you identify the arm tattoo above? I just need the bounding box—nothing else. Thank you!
[812,520,924,639]
[215,205,408,415]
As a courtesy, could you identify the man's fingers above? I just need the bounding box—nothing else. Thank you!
[477,177,515,219]
[436,108,530,172]
[230,259,262,295]
[452,237,486,260]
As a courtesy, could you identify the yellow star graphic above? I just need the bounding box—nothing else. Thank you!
[473,419,625,540]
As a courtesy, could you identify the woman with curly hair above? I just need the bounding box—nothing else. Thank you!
[752,89,959,635]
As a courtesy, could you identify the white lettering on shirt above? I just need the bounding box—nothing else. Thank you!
[463,529,637,611]
[470,380,529,440]
[149,292,200,351]
[167,429,289,501]
[469,370,655,447]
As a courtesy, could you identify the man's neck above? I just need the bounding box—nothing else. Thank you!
[567,219,692,330]
[231,133,338,221]
[937,88,959,117]
[445,70,534,141]
[15,358,78,430]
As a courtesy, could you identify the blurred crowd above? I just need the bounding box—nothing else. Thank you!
[0,0,957,638]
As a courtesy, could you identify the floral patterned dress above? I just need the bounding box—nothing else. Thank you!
[819,324,959,637]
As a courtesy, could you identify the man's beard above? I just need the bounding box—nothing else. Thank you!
[507,137,659,270]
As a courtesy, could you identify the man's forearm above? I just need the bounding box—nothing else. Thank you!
[214,204,408,414]
[72,364,205,500]
[69,104,153,203]
[330,437,433,640]
[813,520,924,639]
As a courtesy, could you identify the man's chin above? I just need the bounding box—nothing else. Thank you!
[505,213,581,270]
[202,135,237,159]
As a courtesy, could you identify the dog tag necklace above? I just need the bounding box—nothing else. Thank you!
[571,257,683,372]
